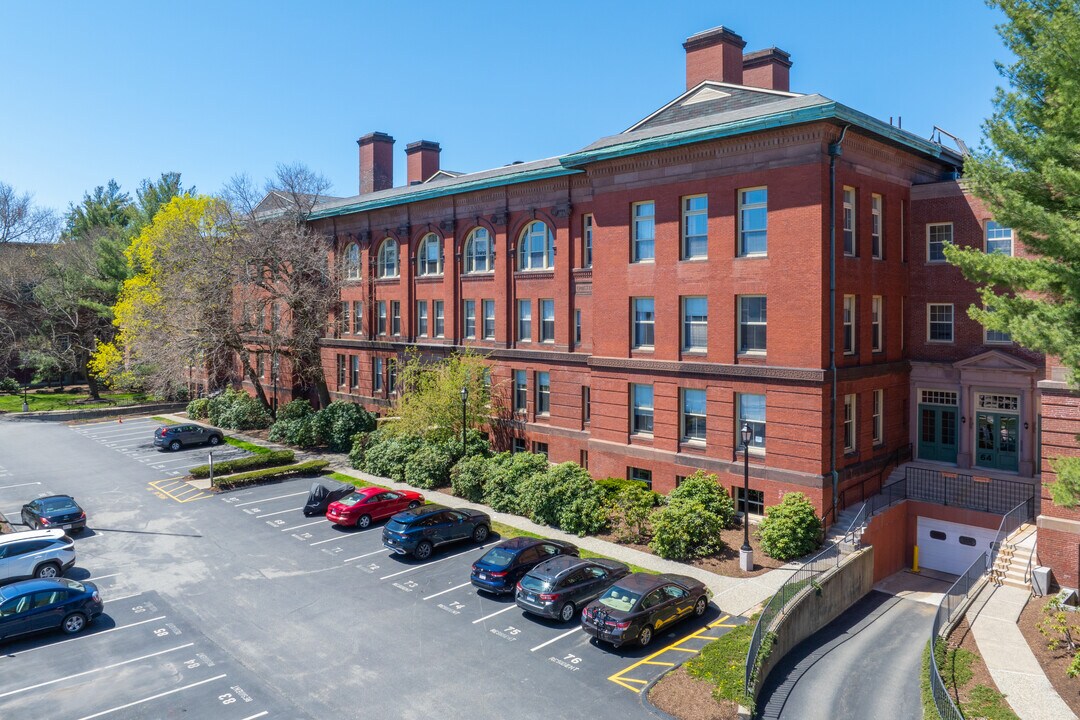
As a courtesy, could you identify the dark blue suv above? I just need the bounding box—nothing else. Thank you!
[470,537,578,595]
[382,505,491,560]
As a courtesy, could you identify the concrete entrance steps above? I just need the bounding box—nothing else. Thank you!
[825,502,866,549]
[990,522,1037,591]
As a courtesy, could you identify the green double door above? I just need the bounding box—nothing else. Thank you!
[919,405,958,464]
[975,412,1019,472]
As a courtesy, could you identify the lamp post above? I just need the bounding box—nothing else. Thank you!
[460,385,469,458]
[740,423,754,572]
[21,385,29,413]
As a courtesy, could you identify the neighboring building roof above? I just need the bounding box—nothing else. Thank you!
[255,190,343,215]
[426,169,464,181]
[625,81,802,132]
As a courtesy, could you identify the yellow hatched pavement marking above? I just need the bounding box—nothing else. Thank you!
[148,479,212,503]
[607,614,735,693]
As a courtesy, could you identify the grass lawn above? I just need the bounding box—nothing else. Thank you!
[685,613,758,707]
[0,390,154,413]
[224,437,274,455]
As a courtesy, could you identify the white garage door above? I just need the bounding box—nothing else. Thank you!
[916,517,999,575]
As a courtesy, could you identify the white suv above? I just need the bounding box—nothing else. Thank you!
[0,529,76,582]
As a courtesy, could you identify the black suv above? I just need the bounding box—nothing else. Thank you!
[516,556,630,622]
[581,572,711,647]
[382,505,491,560]
[470,537,579,595]
[153,424,224,451]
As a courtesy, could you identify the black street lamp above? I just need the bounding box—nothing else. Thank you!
[460,385,469,458]
[22,384,29,413]
[740,422,754,571]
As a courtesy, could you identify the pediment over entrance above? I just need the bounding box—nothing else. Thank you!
[952,350,1039,374]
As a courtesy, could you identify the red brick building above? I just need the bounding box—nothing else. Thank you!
[258,26,1077,585]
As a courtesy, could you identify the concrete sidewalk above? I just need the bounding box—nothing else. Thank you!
[969,584,1077,720]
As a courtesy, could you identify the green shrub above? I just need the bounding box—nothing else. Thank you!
[520,462,608,536]
[609,485,660,543]
[189,449,294,479]
[405,443,456,489]
[363,434,424,482]
[186,397,210,420]
[649,499,726,559]
[277,398,314,422]
[484,451,548,515]
[596,477,651,504]
[318,401,376,452]
[669,470,737,528]
[212,459,329,489]
[757,492,822,561]
[450,455,494,502]
[348,430,379,469]
[0,377,20,394]
[207,389,272,430]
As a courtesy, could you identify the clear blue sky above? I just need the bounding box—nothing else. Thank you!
[0,1,1010,214]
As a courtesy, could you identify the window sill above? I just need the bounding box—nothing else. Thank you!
[631,347,654,354]
[515,270,555,279]
[927,340,955,345]
[682,348,707,355]
[737,351,766,358]
[679,257,708,263]
[736,253,768,259]
[630,259,655,265]
[679,440,707,452]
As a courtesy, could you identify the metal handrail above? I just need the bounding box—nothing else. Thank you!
[929,551,988,720]
[987,498,1034,576]
[823,444,911,532]
[1024,540,1039,589]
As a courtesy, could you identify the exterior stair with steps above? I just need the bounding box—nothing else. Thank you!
[825,502,867,551]
[989,522,1037,591]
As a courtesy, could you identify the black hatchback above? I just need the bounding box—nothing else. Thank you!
[581,572,711,648]
[21,495,86,533]
[0,578,103,642]
[516,556,630,622]
[470,537,578,595]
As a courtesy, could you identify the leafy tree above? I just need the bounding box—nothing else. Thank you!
[945,1,1080,506]
[0,180,58,244]
[757,492,822,561]
[450,455,494,502]
[608,484,660,543]
[520,462,608,536]
[389,349,494,443]
[649,499,726,560]
[668,470,737,528]
[484,451,547,515]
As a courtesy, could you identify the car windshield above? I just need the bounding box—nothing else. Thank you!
[41,499,77,513]
[337,493,366,507]
[519,575,552,593]
[385,520,410,533]
[598,585,641,612]
[478,548,515,568]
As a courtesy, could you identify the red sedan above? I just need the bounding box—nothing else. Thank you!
[326,488,424,528]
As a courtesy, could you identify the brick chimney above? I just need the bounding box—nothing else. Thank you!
[358,131,394,194]
[742,48,793,92]
[405,140,441,185]
[683,26,746,89]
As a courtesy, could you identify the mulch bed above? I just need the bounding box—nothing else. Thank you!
[649,666,740,720]
[1017,593,1080,715]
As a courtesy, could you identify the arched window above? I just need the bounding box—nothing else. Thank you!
[343,242,360,280]
[416,233,443,276]
[377,238,399,278]
[517,221,554,271]
[464,227,493,273]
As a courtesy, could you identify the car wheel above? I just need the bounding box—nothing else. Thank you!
[407,501,420,509]
[471,524,490,543]
[61,612,87,635]
[208,435,221,446]
[357,515,372,529]
[559,602,577,623]
[694,596,708,617]
[413,541,433,560]
[639,625,654,647]
[35,562,60,579]
[169,440,181,451]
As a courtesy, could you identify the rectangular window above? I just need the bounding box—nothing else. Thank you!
[738,187,768,257]
[580,450,589,469]
[873,389,883,446]
[336,354,346,387]
[871,296,882,353]
[377,301,387,336]
[871,194,883,259]
[632,297,655,349]
[843,394,856,452]
[682,296,708,351]
[986,221,1013,255]
[350,355,360,388]
[340,301,350,334]
[575,309,582,344]
[540,299,555,342]
[738,295,767,353]
[514,370,527,413]
[373,357,383,392]
[582,386,591,424]
[927,223,952,262]
[517,300,532,342]
[482,299,495,340]
[843,186,856,256]
[463,300,476,339]
[901,200,907,263]
[532,442,549,459]
[353,301,363,335]
[632,201,655,262]
[681,388,707,444]
[434,300,445,337]
[631,383,654,434]
[737,393,766,451]
[843,295,856,354]
[536,372,550,415]
[986,327,1012,344]
[583,214,593,268]
[386,359,397,394]
[512,437,527,454]
[928,303,954,342]
[417,301,428,337]
[271,302,280,332]
[682,195,708,259]
[735,487,765,516]
[628,467,653,489]
[256,353,265,378]
[391,301,401,336]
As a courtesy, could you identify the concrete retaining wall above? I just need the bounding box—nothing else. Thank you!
[1,402,187,423]
[753,547,874,699]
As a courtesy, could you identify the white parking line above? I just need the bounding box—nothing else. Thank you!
[378,543,494,580]
[105,592,143,603]
[8,615,167,655]
[472,605,519,624]
[75,674,229,720]
[238,713,270,720]
[423,582,471,600]
[0,482,41,491]
[530,627,582,652]
[0,642,195,698]
[87,573,120,582]
[234,491,307,507]
[281,519,326,532]
[256,507,304,519]
[343,548,388,562]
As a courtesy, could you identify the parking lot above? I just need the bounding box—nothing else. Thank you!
[0,417,743,719]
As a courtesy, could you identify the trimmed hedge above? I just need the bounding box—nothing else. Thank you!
[596,477,651,504]
[207,389,273,430]
[270,400,376,452]
[520,462,609,536]
[484,452,548,515]
[668,470,737,528]
[186,397,210,420]
[212,460,330,489]
[758,492,822,561]
[450,455,493,502]
[404,443,456,489]
[649,499,727,560]
[189,449,295,479]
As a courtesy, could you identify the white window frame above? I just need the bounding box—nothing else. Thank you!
[632,297,655,349]
[738,295,767,354]
[518,221,554,271]
[513,370,527,413]
[343,242,361,280]
[536,371,550,416]
[350,355,360,389]
[682,195,708,260]
[843,295,856,355]
[339,301,350,335]
[416,233,443,276]
[927,223,952,263]
[540,299,555,343]
[377,300,387,336]
[631,383,654,435]
[632,201,655,263]
[680,388,707,445]
[927,303,954,343]
[517,300,532,342]
[843,186,856,256]
[682,296,708,352]
[416,301,428,337]
[985,221,1013,256]
[843,393,856,452]
[872,389,883,446]
[871,295,882,353]
[373,357,383,392]
[463,300,476,339]
[377,238,399,278]
[391,301,401,337]
[583,214,593,268]
[352,301,362,335]
[434,300,445,337]
[738,187,768,257]
[464,227,494,274]
[336,354,346,387]
[871,194,883,259]
[737,393,766,454]
[482,299,495,340]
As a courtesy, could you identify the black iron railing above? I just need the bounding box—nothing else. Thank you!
[905,467,1034,516]
[929,551,987,720]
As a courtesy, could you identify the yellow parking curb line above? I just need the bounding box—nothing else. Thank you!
[641,660,676,666]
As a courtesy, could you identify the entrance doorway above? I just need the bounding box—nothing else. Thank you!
[975,412,1019,472]
[918,390,958,464]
